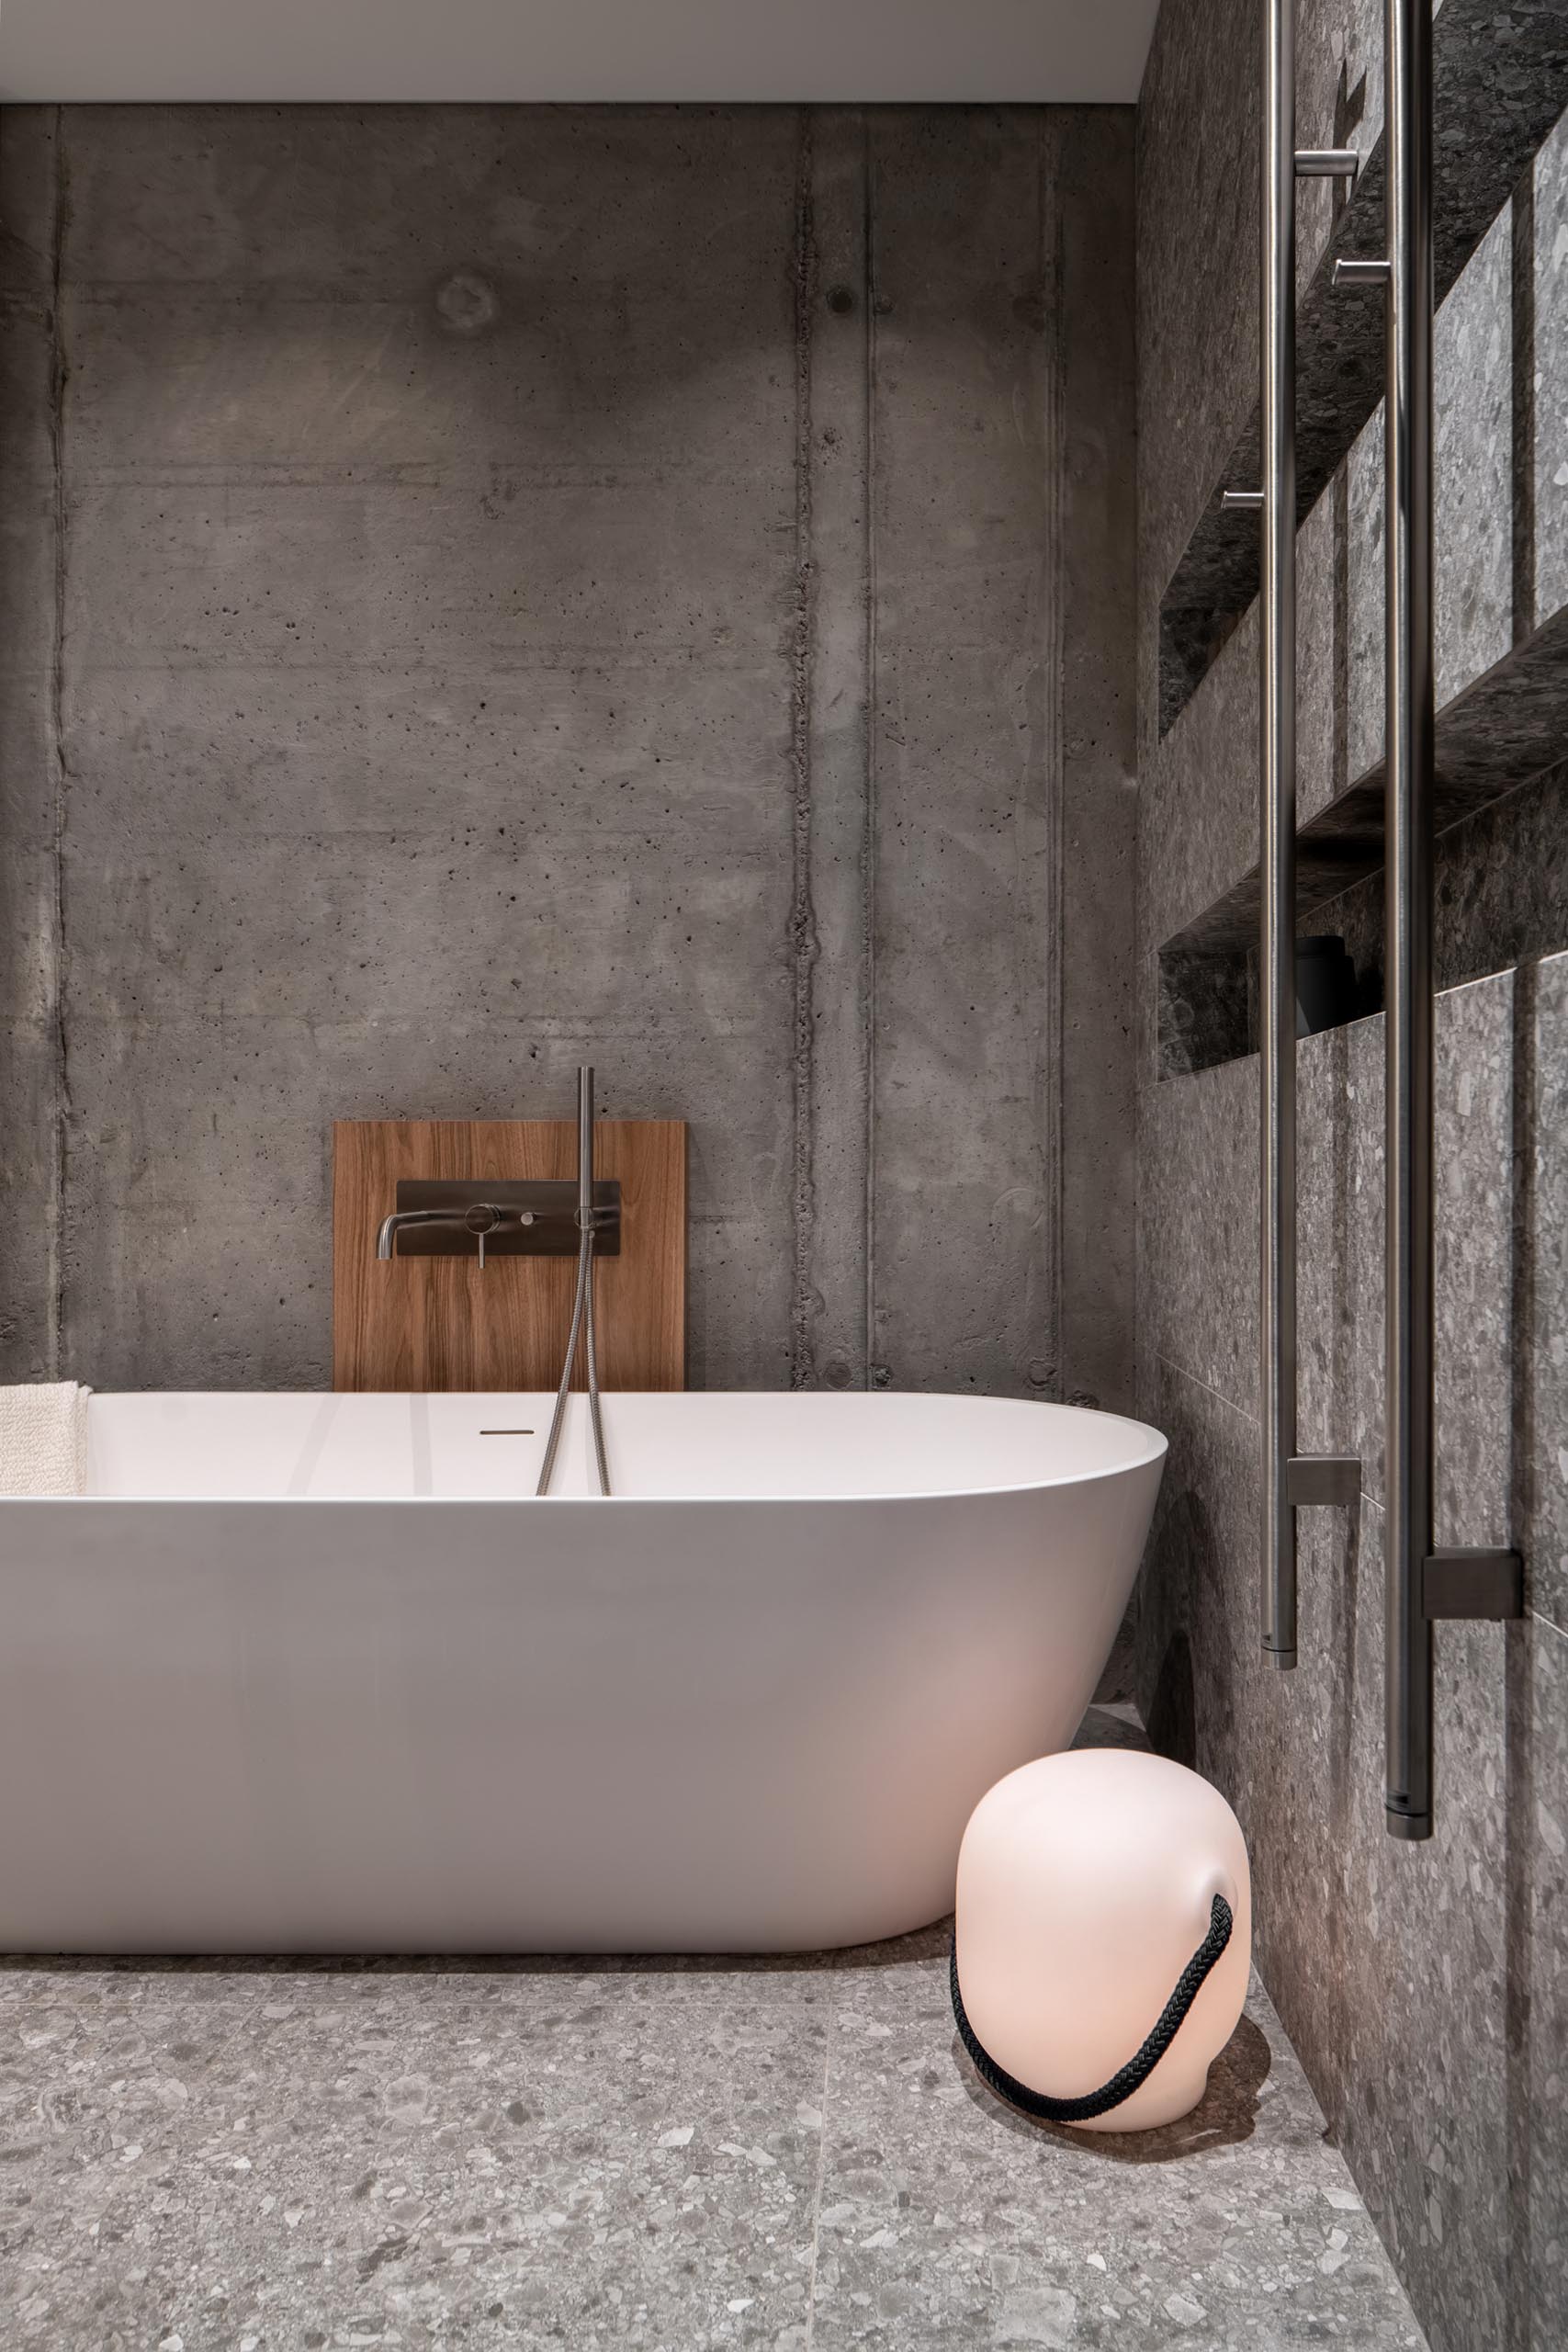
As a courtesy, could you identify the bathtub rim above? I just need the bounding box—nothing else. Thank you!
[24,1391,1169,1509]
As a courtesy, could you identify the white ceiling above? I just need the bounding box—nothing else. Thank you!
[0,1,1159,106]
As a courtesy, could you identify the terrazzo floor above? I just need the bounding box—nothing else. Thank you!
[1,1709,1428,2352]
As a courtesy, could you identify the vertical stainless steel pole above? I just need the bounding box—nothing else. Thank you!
[1230,17,1359,1660]
[1382,0,1436,1839]
[1333,3,1519,1828]
[1383,0,1436,1839]
[1260,0,1299,1668]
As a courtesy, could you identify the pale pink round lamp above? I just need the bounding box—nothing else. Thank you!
[952,1748,1250,2132]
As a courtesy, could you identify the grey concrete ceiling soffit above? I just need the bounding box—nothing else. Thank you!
[0,0,1160,106]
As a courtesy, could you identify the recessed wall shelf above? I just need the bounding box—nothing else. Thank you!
[1157,602,1568,1076]
[1157,0,1568,740]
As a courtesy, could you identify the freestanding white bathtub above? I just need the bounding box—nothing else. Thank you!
[0,1392,1165,1954]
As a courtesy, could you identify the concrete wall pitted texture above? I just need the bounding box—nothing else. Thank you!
[1135,6,1568,2348]
[0,103,1136,1400]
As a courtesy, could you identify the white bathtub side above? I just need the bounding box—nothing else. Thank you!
[0,1460,1161,1952]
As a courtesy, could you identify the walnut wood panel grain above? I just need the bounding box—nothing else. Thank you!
[333,1121,684,1393]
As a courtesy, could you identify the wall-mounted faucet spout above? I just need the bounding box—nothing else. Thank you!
[377,1202,536,1269]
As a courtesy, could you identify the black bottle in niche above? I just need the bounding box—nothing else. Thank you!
[1295,934,1357,1038]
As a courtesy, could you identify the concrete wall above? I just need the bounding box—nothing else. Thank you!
[1135,6,1568,2348]
[0,103,1135,1399]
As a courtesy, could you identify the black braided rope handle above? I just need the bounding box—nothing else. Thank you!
[950,1892,1234,2124]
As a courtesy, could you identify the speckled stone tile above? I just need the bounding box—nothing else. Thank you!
[1337,1006,1387,1511]
[1346,404,1385,790]
[1,1972,830,2351]
[1152,595,1568,1079]
[1524,950,1568,1634]
[1157,944,1256,1082]
[1530,1621,1568,2350]
[1136,5,1568,2346]
[1347,201,1517,791]
[1139,598,1258,969]
[812,1947,1426,2350]
[1295,965,1518,1523]
[1312,751,1568,1022]
[1138,1049,1258,1420]
[0,1702,1438,2352]
[1298,486,1341,826]
[1534,102,1568,628]
[1296,0,1383,289]
[1148,0,1567,743]
[1135,0,1259,635]
[1132,1348,1360,2139]
[1130,1344,1531,2352]
[1333,1496,1515,2352]
[1294,1017,1359,1475]
[1431,972,1517,1548]
[1433,203,1514,715]
[1134,954,1568,2352]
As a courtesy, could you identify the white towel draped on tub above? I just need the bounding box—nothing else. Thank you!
[0,1382,92,1495]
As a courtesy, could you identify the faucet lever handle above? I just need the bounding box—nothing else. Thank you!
[463,1200,536,1271]
[465,1200,501,1272]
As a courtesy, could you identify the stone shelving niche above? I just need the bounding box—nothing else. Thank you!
[1156,642,1568,1080]
[1156,0,1568,742]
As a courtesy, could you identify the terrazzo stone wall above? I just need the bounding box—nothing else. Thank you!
[1136,5,1568,2347]
[0,103,1137,1402]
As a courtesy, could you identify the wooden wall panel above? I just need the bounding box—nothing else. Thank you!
[333,1121,684,1392]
